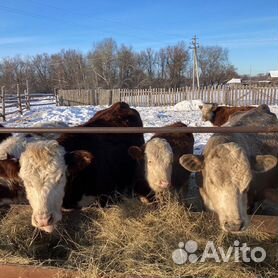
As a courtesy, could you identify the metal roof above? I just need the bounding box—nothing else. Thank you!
[226,78,241,84]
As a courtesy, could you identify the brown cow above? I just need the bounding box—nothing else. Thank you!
[129,122,194,201]
[19,102,144,233]
[199,103,254,126]
[0,158,26,206]
[180,105,278,233]
[0,124,12,144]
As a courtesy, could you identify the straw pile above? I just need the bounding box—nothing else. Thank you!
[0,197,277,278]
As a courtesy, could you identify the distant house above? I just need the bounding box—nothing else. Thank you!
[226,78,242,85]
[269,71,278,78]
[268,71,278,85]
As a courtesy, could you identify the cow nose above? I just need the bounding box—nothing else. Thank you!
[34,214,54,227]
[224,221,244,232]
[159,180,170,188]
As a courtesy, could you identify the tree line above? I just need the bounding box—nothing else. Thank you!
[0,38,238,92]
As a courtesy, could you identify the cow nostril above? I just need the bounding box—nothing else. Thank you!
[159,181,170,188]
[239,221,244,230]
[47,214,54,225]
[224,221,243,232]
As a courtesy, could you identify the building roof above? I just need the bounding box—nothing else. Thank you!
[269,71,278,78]
[226,78,241,84]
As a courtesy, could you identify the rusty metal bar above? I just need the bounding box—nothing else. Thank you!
[0,126,277,134]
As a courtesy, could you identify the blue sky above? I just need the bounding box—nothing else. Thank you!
[0,0,277,75]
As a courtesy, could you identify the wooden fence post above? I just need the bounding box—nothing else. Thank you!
[24,89,30,110]
[17,84,23,115]
[1,86,5,121]
[26,79,30,110]
[54,88,59,106]
[25,81,30,110]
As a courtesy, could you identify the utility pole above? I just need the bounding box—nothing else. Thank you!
[190,35,200,90]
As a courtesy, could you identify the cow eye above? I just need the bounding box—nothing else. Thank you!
[148,160,152,164]
[56,173,64,183]
[242,187,248,194]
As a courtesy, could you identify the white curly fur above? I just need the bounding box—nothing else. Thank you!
[19,140,67,232]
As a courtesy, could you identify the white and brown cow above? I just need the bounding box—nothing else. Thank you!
[0,121,69,207]
[180,105,278,232]
[129,122,194,201]
[199,103,254,126]
[19,102,144,233]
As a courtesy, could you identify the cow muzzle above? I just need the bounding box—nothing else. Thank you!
[158,180,171,189]
[33,213,55,233]
[223,220,245,233]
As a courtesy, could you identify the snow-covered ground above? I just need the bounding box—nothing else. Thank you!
[3,100,278,155]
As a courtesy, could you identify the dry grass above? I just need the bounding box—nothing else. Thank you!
[0,197,277,278]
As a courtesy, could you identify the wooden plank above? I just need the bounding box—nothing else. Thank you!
[30,102,56,106]
[0,265,78,278]
[1,86,5,121]
[0,264,158,278]
[250,215,278,235]
[189,212,278,236]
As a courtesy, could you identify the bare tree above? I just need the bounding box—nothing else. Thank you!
[138,48,157,84]
[31,54,52,91]
[0,38,238,91]
[117,45,137,88]
[166,42,190,88]
[88,38,118,88]
[198,46,238,86]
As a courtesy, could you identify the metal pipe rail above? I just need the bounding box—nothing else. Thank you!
[0,126,277,134]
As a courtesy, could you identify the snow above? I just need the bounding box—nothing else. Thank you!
[173,99,203,111]
[3,100,278,156]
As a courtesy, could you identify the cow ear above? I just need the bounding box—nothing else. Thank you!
[65,150,94,175]
[252,155,277,173]
[128,146,144,160]
[198,105,203,110]
[212,103,218,111]
[179,154,204,172]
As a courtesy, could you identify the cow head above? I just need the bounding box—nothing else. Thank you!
[19,140,93,233]
[129,138,173,192]
[199,103,218,122]
[179,142,277,232]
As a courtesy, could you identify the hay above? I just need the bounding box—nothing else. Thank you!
[0,198,277,278]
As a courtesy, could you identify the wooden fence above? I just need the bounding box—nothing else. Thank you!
[58,86,278,107]
[0,86,58,121]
